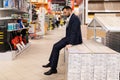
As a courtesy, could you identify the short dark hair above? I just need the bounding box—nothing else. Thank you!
[62,6,72,11]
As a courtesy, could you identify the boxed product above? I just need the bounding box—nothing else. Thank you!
[3,0,8,8]
[8,23,20,31]
[8,23,14,31]
[3,0,15,8]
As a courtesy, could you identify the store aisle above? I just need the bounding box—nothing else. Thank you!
[0,27,66,80]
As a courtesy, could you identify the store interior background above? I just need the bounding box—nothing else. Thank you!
[0,0,120,59]
[0,0,86,60]
[23,0,120,54]
[0,0,120,80]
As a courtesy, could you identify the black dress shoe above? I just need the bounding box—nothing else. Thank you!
[44,69,57,75]
[42,63,50,68]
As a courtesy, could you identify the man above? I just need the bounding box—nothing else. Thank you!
[43,6,82,75]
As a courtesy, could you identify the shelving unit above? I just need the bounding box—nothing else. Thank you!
[30,1,48,36]
[0,17,13,20]
[31,2,48,9]
[0,0,30,60]
[85,0,120,24]
[0,8,28,13]
[7,27,29,32]
[15,43,30,55]
[0,43,30,60]
[88,10,120,13]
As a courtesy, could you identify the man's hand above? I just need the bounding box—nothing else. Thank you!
[65,44,72,49]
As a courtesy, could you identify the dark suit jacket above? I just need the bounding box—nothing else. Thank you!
[65,13,82,45]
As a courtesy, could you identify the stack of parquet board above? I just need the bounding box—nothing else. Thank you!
[106,32,120,52]
[65,40,120,80]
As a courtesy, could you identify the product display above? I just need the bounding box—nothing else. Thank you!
[1,0,29,12]
[32,5,38,20]
[3,0,15,8]
[66,40,120,80]
[11,14,20,19]
[8,23,19,31]
[1,0,120,79]
[0,0,29,53]
[11,34,26,50]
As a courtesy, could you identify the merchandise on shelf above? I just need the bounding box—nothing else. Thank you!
[8,23,20,31]
[21,29,29,44]
[11,33,25,50]
[3,0,9,8]
[0,0,30,53]
[10,30,28,51]
[3,0,15,8]
[11,14,20,19]
[1,0,29,13]
[17,19,25,28]
[7,19,27,31]
[32,5,38,20]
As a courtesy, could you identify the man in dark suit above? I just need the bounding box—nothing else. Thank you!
[43,6,82,75]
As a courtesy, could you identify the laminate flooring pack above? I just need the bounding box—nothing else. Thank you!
[66,40,120,80]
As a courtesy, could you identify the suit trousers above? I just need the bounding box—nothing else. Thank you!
[49,38,68,69]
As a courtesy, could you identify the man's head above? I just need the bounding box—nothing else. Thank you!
[62,6,72,17]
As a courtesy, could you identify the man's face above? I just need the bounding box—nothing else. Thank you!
[63,9,70,17]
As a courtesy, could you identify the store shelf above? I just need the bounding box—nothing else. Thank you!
[15,43,31,56]
[0,43,31,60]
[0,8,28,13]
[88,10,120,13]
[0,17,28,21]
[0,0,30,60]
[0,17,13,20]
[86,0,120,24]
[0,17,22,21]
[8,27,29,32]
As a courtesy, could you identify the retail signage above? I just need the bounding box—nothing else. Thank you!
[75,0,83,5]
[71,0,74,10]
[48,0,52,13]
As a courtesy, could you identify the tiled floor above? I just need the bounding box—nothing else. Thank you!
[0,27,66,80]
